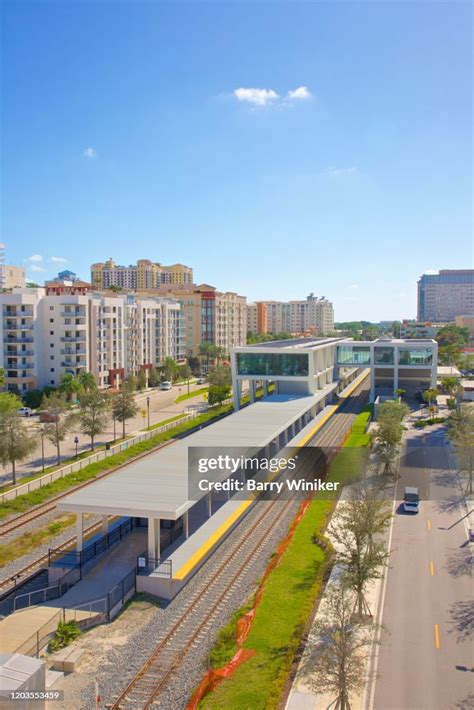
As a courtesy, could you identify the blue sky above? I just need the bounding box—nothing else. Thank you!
[2,0,472,321]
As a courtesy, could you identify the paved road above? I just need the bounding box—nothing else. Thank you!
[372,425,473,710]
[2,383,209,484]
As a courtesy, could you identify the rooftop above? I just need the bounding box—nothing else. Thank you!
[58,392,329,521]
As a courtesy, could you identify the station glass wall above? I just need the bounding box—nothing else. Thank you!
[336,346,371,365]
[236,352,309,377]
[398,348,433,365]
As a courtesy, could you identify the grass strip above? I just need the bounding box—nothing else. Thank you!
[200,408,371,709]
[144,413,188,431]
[174,388,209,404]
[0,403,233,521]
[0,514,75,567]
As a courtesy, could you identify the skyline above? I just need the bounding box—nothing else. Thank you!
[3,1,472,320]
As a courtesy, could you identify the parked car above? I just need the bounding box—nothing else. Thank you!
[39,410,59,423]
[18,407,33,417]
[196,377,206,385]
[160,381,173,391]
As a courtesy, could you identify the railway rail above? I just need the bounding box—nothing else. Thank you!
[110,378,369,709]
[0,376,368,603]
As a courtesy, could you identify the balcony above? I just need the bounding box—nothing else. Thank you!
[3,336,34,344]
[6,362,35,370]
[3,349,34,357]
[61,347,86,355]
[3,309,34,318]
[60,310,86,318]
[3,323,33,331]
[60,336,87,343]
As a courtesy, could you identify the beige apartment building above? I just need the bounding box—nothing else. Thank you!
[455,314,474,339]
[0,288,183,392]
[140,283,247,360]
[91,258,193,291]
[247,294,334,336]
[1,265,25,289]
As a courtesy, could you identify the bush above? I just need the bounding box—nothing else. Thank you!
[414,417,445,428]
[47,620,81,653]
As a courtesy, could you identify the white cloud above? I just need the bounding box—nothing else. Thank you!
[348,283,359,290]
[83,147,97,159]
[26,254,43,263]
[49,256,68,264]
[29,264,46,273]
[321,167,358,177]
[424,268,438,275]
[287,86,312,100]
[233,88,279,106]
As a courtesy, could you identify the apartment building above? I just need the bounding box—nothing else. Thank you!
[0,289,184,392]
[247,294,334,336]
[455,314,474,339]
[140,283,247,359]
[417,270,474,322]
[1,265,25,289]
[91,258,193,291]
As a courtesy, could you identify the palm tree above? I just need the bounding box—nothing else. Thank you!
[59,373,83,403]
[77,371,97,392]
[199,342,213,373]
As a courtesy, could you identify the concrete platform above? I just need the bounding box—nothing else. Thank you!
[135,373,369,601]
[0,606,100,656]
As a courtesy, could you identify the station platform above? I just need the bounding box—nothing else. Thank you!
[137,369,369,600]
[0,606,101,656]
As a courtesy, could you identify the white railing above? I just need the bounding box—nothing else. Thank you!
[0,397,234,505]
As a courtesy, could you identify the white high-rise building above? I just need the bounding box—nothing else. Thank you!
[0,289,184,393]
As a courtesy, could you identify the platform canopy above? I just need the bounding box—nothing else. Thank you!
[58,389,335,521]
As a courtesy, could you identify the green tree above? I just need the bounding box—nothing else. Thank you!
[160,356,179,382]
[436,324,470,348]
[0,393,37,484]
[148,366,160,388]
[77,371,97,392]
[126,373,138,391]
[302,584,377,710]
[372,401,409,477]
[448,404,474,495]
[207,364,232,389]
[59,373,83,403]
[423,388,439,422]
[111,385,139,439]
[0,368,4,389]
[330,498,389,617]
[41,392,76,465]
[199,342,213,372]
[394,388,406,401]
[208,384,231,406]
[78,390,110,451]
[178,364,193,394]
[136,369,147,390]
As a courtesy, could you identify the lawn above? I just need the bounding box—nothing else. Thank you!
[174,387,209,404]
[200,407,372,709]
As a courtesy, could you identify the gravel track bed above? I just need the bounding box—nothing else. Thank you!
[0,507,70,545]
[0,515,100,584]
[57,499,301,709]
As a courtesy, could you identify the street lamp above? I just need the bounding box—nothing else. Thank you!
[146,396,150,430]
[40,428,45,473]
[74,436,79,458]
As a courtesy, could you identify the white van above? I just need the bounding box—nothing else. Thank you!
[403,486,420,513]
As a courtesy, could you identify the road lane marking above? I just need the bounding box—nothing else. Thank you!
[430,560,435,576]
[435,624,440,649]
[427,519,432,531]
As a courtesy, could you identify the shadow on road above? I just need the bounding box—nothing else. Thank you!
[446,548,473,578]
[447,599,474,642]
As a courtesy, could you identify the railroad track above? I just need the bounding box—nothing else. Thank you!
[110,379,369,709]
[0,437,179,537]
[0,518,106,593]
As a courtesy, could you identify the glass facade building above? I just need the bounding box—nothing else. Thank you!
[398,348,433,366]
[336,345,371,365]
[236,352,309,377]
